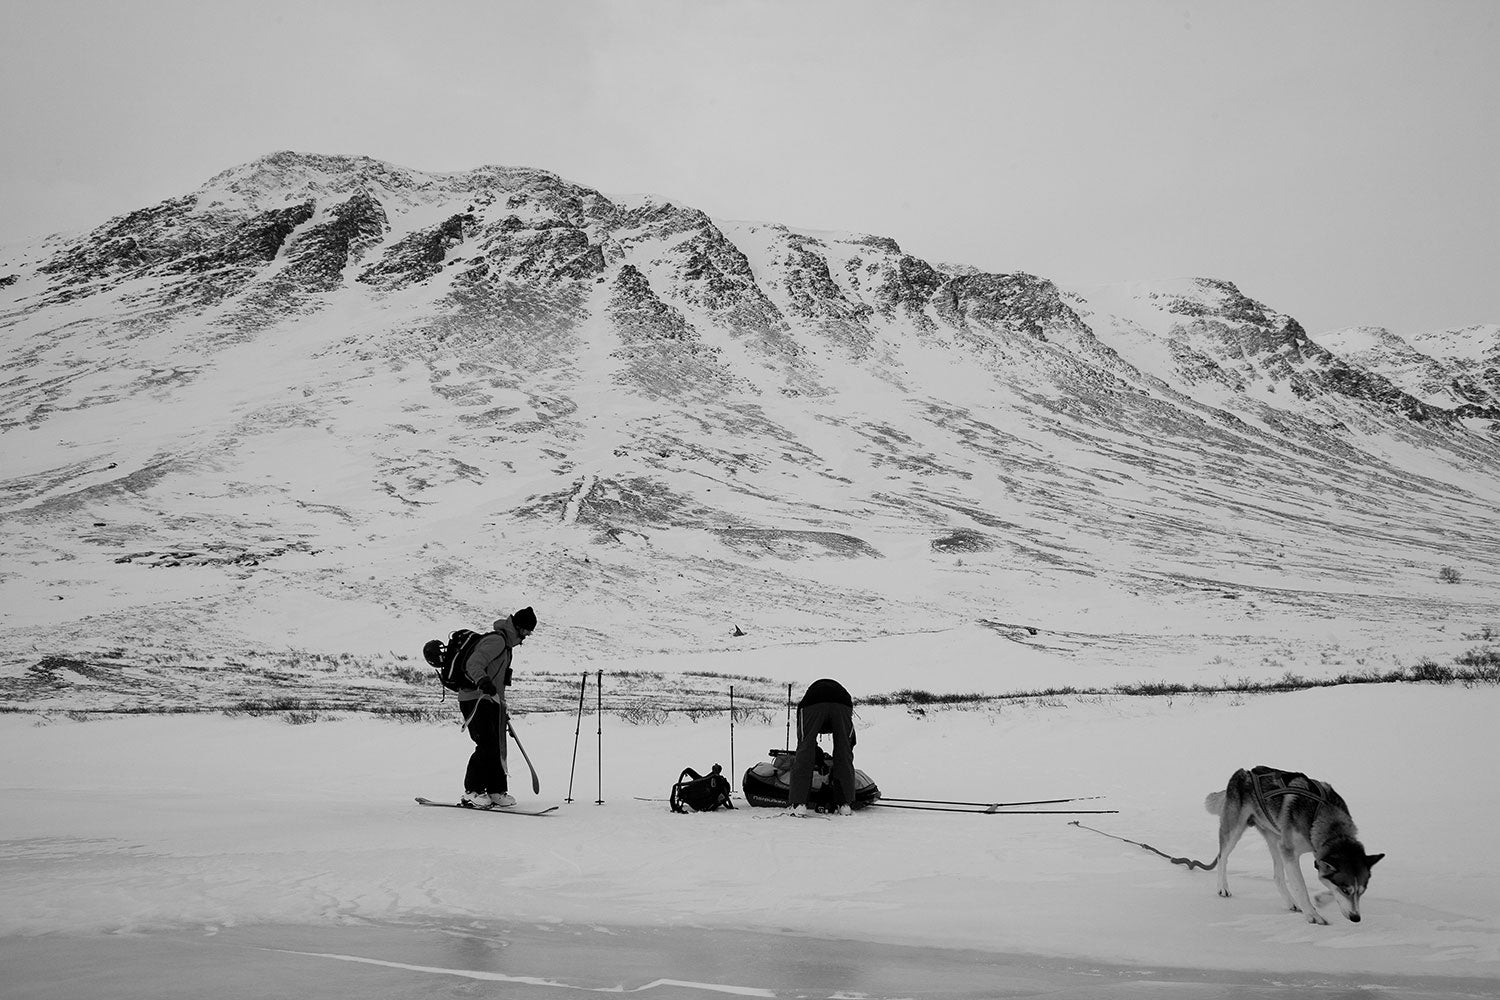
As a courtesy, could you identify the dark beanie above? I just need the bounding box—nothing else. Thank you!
[513,606,537,632]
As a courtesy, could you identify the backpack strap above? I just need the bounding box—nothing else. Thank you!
[669,768,703,813]
[711,773,735,809]
[702,763,734,809]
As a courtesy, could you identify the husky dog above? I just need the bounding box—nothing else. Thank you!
[1204,765,1384,924]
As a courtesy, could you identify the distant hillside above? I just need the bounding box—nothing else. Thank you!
[2,151,1497,711]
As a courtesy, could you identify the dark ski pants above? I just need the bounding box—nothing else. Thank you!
[790,701,855,808]
[461,698,508,795]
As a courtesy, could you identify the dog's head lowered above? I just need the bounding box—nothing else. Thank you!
[1315,849,1384,922]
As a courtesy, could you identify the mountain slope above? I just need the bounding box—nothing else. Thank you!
[2,151,1497,710]
[1314,323,1500,423]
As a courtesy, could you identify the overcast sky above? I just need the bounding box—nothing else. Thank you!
[3,0,1496,336]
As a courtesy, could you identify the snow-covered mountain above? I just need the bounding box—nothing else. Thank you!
[1314,323,1500,420]
[2,151,1497,710]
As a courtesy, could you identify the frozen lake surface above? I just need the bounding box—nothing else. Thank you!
[4,919,1494,1000]
[3,704,1499,997]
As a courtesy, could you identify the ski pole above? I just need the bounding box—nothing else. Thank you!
[729,685,736,790]
[595,669,603,804]
[498,700,508,784]
[785,682,792,750]
[566,671,587,803]
[506,719,541,794]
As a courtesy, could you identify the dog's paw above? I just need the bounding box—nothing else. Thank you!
[1217,889,1232,898]
[1305,911,1329,925]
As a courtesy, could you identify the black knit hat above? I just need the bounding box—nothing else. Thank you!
[513,606,537,632]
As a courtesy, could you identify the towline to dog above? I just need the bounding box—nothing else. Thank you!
[1068,819,1217,870]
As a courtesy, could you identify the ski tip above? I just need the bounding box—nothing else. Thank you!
[493,803,560,815]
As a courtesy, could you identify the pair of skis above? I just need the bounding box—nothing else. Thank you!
[869,795,1117,815]
[415,796,559,816]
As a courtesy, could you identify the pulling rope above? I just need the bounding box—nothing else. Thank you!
[1068,820,1218,871]
[1069,769,1330,873]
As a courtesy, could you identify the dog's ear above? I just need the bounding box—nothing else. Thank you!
[1314,859,1335,876]
[1365,853,1385,868]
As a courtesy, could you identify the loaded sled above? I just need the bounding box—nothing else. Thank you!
[741,747,881,811]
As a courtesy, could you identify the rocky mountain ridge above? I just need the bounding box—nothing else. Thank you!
[2,150,1497,710]
[1313,324,1500,420]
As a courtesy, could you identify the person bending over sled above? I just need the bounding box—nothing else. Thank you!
[789,677,857,816]
[460,606,536,809]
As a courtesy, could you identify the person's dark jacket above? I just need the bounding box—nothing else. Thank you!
[800,678,853,709]
[458,617,522,705]
[798,678,855,746]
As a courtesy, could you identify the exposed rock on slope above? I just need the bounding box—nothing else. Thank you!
[1,150,1497,708]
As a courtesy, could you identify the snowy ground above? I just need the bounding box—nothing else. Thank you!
[4,635,1498,998]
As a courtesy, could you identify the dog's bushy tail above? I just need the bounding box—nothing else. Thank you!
[1204,790,1225,816]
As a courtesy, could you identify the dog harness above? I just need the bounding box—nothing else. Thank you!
[1249,766,1334,835]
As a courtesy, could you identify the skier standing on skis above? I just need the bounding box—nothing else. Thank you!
[788,677,857,816]
[460,606,537,809]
